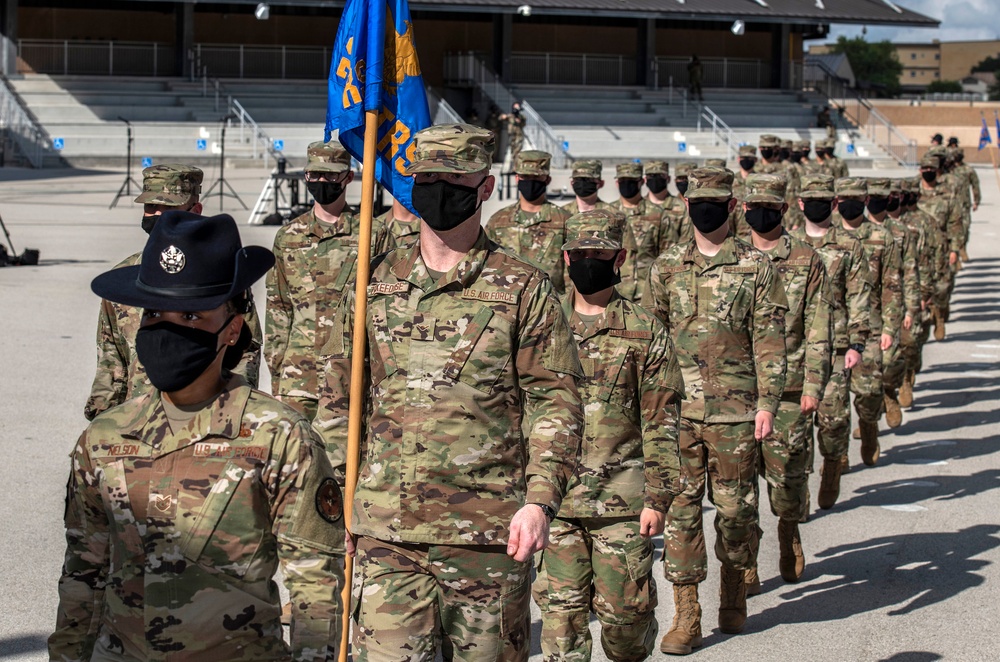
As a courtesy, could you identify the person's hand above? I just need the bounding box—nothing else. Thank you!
[920,300,927,311]
[950,251,958,265]
[800,395,820,415]
[639,508,665,537]
[880,333,894,351]
[903,314,913,331]
[845,348,862,370]
[507,505,550,562]
[345,530,357,558]
[974,203,979,211]
[755,410,774,441]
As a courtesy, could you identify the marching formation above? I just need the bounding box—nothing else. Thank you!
[49,123,976,662]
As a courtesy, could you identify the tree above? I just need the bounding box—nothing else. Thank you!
[830,36,903,97]
[926,80,963,93]
[989,71,1000,101]
[972,55,1000,74]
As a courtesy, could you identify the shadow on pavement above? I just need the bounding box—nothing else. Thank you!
[877,654,943,662]
[821,469,1000,514]
[748,525,1000,630]
[0,633,49,654]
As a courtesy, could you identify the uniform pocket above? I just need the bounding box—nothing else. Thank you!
[449,307,513,394]
[97,459,144,559]
[622,536,656,609]
[368,299,398,387]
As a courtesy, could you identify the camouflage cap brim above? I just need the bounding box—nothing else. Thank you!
[406,160,489,175]
[304,161,351,173]
[561,236,623,251]
[686,188,731,200]
[745,192,785,204]
[799,190,835,200]
[134,190,194,206]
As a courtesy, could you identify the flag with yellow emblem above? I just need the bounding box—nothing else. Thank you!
[325,0,431,212]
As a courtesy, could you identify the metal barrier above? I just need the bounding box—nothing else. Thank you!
[195,44,331,80]
[508,53,637,86]
[0,73,48,167]
[426,87,464,125]
[696,105,739,161]
[655,57,771,89]
[443,52,571,169]
[18,39,175,77]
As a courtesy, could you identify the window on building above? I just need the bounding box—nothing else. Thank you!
[911,53,916,60]
[911,71,916,77]
[935,72,940,78]
[935,53,940,60]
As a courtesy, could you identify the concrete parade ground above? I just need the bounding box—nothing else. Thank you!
[0,164,998,662]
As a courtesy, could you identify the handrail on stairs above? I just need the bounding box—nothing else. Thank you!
[696,104,738,160]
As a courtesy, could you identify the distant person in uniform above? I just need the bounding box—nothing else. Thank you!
[688,55,704,102]
[817,106,835,139]
[500,101,528,164]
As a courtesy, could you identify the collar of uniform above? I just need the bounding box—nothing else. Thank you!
[308,208,356,240]
[767,232,794,261]
[615,197,651,217]
[393,229,492,293]
[563,289,627,339]
[683,234,738,271]
[120,375,252,446]
[513,202,554,227]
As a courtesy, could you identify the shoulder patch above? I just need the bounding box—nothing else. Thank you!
[462,288,518,304]
[368,282,409,296]
[724,265,758,273]
[316,477,343,523]
[609,329,654,340]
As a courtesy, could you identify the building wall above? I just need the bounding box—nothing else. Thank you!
[656,28,773,59]
[940,40,1000,81]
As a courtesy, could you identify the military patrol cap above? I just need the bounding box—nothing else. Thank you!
[866,177,892,197]
[799,174,836,200]
[406,123,495,174]
[705,158,727,168]
[896,178,911,193]
[616,162,643,179]
[745,173,787,205]
[782,139,794,150]
[909,176,923,193]
[926,145,948,166]
[305,141,352,173]
[561,208,627,251]
[794,140,811,153]
[759,134,781,148]
[645,160,670,176]
[571,159,603,179]
[951,146,965,160]
[675,162,697,178]
[687,166,734,200]
[514,150,552,176]
[738,145,757,158]
[948,136,959,146]
[818,138,835,150]
[919,154,940,169]
[835,176,867,199]
[134,164,203,205]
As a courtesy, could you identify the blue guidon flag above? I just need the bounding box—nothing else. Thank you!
[326,0,431,213]
[979,117,991,151]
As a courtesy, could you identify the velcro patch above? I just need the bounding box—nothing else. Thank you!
[784,259,812,266]
[316,477,343,523]
[609,329,653,339]
[106,443,141,456]
[462,288,518,304]
[724,266,757,273]
[661,266,691,273]
[193,443,267,460]
[368,282,409,296]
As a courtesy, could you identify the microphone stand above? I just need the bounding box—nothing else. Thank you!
[109,117,142,209]
[202,114,248,212]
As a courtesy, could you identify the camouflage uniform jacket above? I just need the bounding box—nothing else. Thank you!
[265,208,394,402]
[85,252,263,421]
[315,231,584,545]
[953,163,981,208]
[646,193,688,243]
[559,291,684,517]
[732,171,753,202]
[51,377,345,662]
[917,183,965,254]
[642,236,789,422]
[376,208,421,246]
[826,156,849,179]
[880,216,922,317]
[762,233,832,397]
[561,198,613,215]
[839,220,904,339]
[790,225,871,350]
[485,200,572,293]
[900,208,944,302]
[610,197,671,303]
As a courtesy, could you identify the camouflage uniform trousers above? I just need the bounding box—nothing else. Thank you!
[533,517,657,662]
[352,536,531,662]
[883,320,920,392]
[758,398,810,521]
[663,419,759,585]
[808,352,850,471]
[851,338,885,424]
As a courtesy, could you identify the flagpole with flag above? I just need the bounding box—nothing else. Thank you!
[325,0,431,657]
[993,111,1000,193]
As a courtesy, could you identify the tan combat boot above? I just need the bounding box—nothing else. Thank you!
[777,518,805,582]
[840,454,851,474]
[744,566,761,596]
[852,426,861,440]
[898,371,914,408]
[884,391,903,428]
[718,564,748,634]
[818,458,843,510]
[860,420,880,466]
[933,307,946,342]
[660,584,703,655]
[960,247,970,262]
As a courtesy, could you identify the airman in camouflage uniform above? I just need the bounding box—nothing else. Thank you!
[949,146,980,260]
[917,154,964,340]
[704,158,727,168]
[836,177,903,466]
[643,167,788,653]
[742,174,831,591]
[500,102,528,165]
[53,211,344,662]
[790,174,871,511]
[611,162,673,302]
[563,159,613,215]
[645,160,688,240]
[377,197,422,246]
[673,162,697,246]
[534,209,683,662]
[486,150,572,294]
[867,177,920,429]
[823,140,850,179]
[85,164,263,421]
[266,141,394,424]
[315,124,584,662]
[734,145,757,200]
[757,136,803,230]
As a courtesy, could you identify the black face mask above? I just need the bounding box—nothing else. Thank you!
[866,197,889,215]
[921,171,937,183]
[676,180,689,196]
[886,197,901,213]
[411,178,484,232]
[572,178,599,198]
[141,214,159,235]
[903,193,917,207]
[824,149,835,158]
[688,199,731,234]
[646,175,668,195]
[802,199,833,223]
[618,179,641,200]
[518,178,547,202]
[568,255,621,295]
[135,315,233,393]
[779,148,791,161]
[790,152,803,164]
[307,180,345,205]
[745,206,783,234]
[739,158,756,172]
[759,148,774,161]
[837,200,866,221]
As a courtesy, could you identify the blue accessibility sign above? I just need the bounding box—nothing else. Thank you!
[847,143,856,154]
[273,139,285,152]
[562,140,570,152]
[196,139,207,151]
[52,137,65,150]
[678,142,687,153]
[141,157,153,168]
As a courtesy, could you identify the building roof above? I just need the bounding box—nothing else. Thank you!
[129,0,939,27]
[806,52,856,87]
